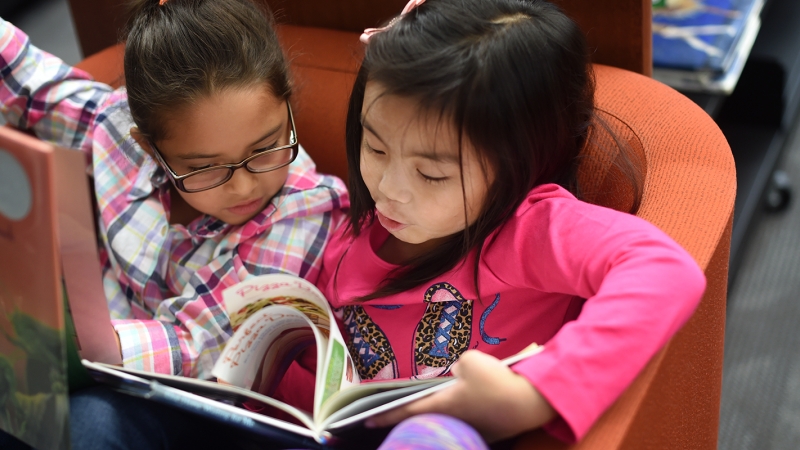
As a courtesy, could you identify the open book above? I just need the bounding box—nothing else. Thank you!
[83,274,542,447]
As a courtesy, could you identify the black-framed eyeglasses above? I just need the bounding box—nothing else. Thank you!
[151,102,299,193]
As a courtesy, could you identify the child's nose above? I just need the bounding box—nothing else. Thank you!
[378,167,412,204]
[227,167,258,195]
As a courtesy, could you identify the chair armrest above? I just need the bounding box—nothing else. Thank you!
[514,66,735,449]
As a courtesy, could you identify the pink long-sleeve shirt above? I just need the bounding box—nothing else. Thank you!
[316,183,706,442]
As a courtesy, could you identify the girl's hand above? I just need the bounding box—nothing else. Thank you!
[366,350,557,443]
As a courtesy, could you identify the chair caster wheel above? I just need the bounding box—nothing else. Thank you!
[764,170,792,212]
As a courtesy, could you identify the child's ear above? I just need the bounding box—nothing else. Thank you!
[130,127,154,157]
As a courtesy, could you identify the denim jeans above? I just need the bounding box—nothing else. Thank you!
[0,385,239,450]
[0,387,487,450]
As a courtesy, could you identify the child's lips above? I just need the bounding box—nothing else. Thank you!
[376,210,408,232]
[227,198,263,216]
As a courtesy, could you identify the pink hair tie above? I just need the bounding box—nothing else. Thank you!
[159,0,168,5]
[360,0,426,44]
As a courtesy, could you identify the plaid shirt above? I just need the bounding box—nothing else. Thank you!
[1,20,348,378]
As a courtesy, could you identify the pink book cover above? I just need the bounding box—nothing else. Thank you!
[0,126,122,449]
[0,128,69,450]
[53,145,122,365]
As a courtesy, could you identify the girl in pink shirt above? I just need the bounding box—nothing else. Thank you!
[314,0,707,445]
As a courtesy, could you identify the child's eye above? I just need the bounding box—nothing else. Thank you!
[188,164,213,171]
[254,142,280,153]
[365,144,385,156]
[418,170,448,184]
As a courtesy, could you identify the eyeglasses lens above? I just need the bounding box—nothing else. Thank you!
[246,147,294,171]
[180,147,294,191]
[183,168,231,191]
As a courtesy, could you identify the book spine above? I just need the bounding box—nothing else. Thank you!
[147,382,257,428]
[145,381,324,449]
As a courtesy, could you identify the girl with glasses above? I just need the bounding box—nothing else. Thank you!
[0,0,346,447]
[311,0,707,446]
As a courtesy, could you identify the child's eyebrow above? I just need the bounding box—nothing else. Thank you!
[361,118,387,146]
[177,152,220,160]
[248,123,284,147]
[408,150,459,164]
[362,117,458,163]
[177,123,284,160]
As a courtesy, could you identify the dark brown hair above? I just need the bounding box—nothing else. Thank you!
[344,0,643,300]
[124,0,291,142]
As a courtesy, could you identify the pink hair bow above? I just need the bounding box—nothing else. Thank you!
[360,0,426,44]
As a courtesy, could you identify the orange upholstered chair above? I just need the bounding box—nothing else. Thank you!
[71,1,735,448]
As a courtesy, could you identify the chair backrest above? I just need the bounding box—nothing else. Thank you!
[67,0,652,75]
[263,0,652,75]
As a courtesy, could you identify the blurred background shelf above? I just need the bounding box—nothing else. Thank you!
[681,0,800,282]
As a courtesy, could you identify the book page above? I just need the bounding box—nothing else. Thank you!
[324,379,456,432]
[315,337,360,419]
[321,343,546,432]
[218,274,359,421]
[211,305,325,401]
[221,274,334,334]
[318,377,449,428]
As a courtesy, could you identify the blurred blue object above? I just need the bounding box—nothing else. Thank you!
[653,0,763,73]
